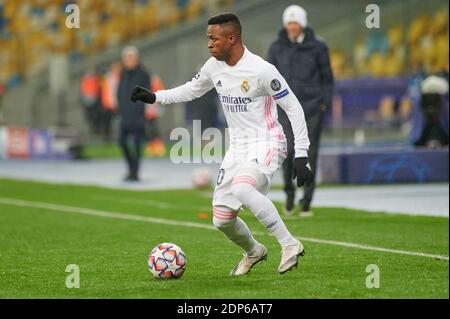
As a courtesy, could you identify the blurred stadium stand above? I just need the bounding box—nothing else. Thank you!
[0,0,448,183]
[1,0,238,134]
[0,0,233,82]
[327,3,449,80]
[0,0,447,83]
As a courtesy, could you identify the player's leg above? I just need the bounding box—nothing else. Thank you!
[230,166,297,247]
[118,126,133,180]
[131,128,145,180]
[212,152,267,276]
[277,105,296,216]
[230,158,304,274]
[282,148,295,216]
[212,206,259,256]
[212,206,267,276]
[300,111,324,215]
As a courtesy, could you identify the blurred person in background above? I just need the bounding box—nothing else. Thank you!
[185,65,220,137]
[117,46,151,181]
[411,75,449,147]
[189,89,219,134]
[80,67,102,135]
[100,62,121,142]
[268,5,334,217]
[145,74,166,157]
[0,82,4,124]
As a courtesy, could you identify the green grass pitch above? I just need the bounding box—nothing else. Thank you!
[0,178,448,298]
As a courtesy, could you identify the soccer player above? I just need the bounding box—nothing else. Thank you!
[131,13,313,275]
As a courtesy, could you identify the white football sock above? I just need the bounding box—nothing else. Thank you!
[231,181,297,248]
[213,213,260,256]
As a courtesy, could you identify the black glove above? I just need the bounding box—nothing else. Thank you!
[293,157,313,187]
[130,86,156,104]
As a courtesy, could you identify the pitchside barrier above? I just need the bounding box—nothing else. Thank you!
[320,146,449,184]
[1,126,448,184]
[0,126,82,160]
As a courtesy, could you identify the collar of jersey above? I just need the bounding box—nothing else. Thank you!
[222,46,249,69]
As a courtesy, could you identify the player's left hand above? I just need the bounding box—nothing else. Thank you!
[130,86,156,104]
[293,157,313,187]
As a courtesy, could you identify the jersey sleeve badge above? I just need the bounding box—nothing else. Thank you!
[270,79,281,91]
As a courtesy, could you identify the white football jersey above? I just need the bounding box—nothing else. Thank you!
[155,47,310,157]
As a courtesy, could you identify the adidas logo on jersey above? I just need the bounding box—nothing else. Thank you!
[216,80,222,87]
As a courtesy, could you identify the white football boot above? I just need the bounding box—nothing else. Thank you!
[278,239,305,274]
[230,244,268,276]
[299,210,314,218]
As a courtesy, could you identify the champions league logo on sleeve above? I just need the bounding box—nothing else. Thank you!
[270,79,281,91]
[271,79,289,100]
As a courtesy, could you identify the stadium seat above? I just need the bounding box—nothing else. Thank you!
[0,0,234,85]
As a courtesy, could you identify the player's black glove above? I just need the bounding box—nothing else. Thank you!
[130,86,156,104]
[293,157,313,187]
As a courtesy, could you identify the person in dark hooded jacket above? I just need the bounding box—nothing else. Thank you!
[267,5,334,216]
[117,46,151,181]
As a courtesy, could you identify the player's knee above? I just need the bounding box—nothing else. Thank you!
[212,206,237,229]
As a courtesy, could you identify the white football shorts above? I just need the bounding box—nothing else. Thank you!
[212,140,288,211]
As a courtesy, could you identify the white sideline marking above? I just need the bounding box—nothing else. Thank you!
[0,197,214,230]
[90,194,212,212]
[0,197,448,261]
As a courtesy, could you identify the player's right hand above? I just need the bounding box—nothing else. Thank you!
[293,157,313,187]
[130,86,156,104]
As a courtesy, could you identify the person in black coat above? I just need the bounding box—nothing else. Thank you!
[117,46,151,181]
[267,5,334,216]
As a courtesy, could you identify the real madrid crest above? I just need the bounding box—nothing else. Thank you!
[241,80,250,93]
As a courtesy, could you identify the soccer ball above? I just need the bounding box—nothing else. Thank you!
[191,167,212,189]
[148,243,187,279]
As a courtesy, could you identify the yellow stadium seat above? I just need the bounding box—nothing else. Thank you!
[399,97,412,120]
[379,96,395,121]
[430,11,449,36]
[186,0,204,21]
[388,25,403,47]
[384,53,403,77]
[330,50,346,79]
[408,44,425,66]
[368,53,386,77]
[407,15,430,45]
